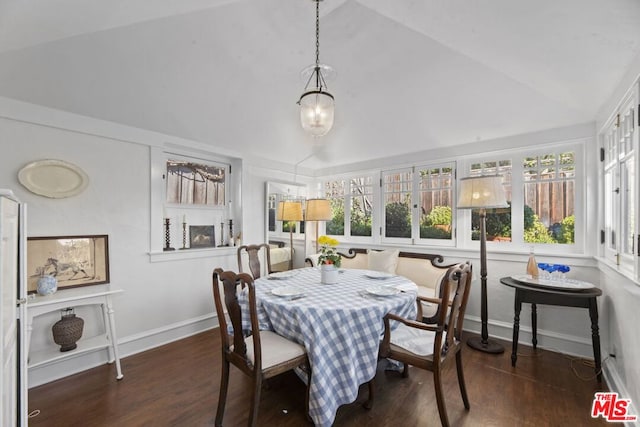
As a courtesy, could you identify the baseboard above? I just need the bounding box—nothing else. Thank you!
[603,358,639,426]
[28,313,220,388]
[464,314,595,358]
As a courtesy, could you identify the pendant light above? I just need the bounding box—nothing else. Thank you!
[298,0,335,137]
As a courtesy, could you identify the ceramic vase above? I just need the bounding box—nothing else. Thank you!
[52,309,84,352]
[320,264,339,285]
[37,275,58,296]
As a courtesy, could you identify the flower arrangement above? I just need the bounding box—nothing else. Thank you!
[317,235,341,267]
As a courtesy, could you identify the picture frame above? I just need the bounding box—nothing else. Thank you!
[27,234,110,293]
[189,225,216,248]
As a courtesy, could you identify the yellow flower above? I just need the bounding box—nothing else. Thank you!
[318,235,341,267]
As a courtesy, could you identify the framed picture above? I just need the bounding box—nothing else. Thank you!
[27,235,110,293]
[189,225,216,248]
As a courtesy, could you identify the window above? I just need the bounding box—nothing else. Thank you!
[324,175,374,238]
[601,90,637,271]
[382,163,455,244]
[464,145,581,251]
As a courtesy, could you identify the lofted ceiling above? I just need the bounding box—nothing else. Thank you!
[1,0,639,169]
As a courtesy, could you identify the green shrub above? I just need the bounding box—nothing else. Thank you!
[524,214,556,243]
[558,215,575,244]
[426,205,452,226]
[385,202,411,237]
[420,226,451,239]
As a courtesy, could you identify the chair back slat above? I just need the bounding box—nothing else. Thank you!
[237,243,273,279]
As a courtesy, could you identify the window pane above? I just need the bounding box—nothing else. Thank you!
[523,151,575,244]
[418,167,453,240]
[325,180,345,236]
[350,177,373,237]
[384,170,412,238]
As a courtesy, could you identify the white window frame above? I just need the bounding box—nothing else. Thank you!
[599,83,639,276]
[381,162,456,247]
[458,141,585,255]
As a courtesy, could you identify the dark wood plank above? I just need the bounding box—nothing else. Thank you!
[28,331,613,426]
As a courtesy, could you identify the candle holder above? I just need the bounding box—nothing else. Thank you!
[163,218,175,251]
[228,219,234,246]
[180,220,187,250]
[220,222,225,247]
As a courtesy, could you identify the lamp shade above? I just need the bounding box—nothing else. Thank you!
[278,200,304,221]
[299,90,335,137]
[457,175,508,209]
[305,198,332,221]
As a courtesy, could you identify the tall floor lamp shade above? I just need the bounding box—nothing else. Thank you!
[457,175,508,354]
[305,198,333,253]
[277,200,304,269]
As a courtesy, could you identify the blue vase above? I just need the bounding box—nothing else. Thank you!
[37,275,58,296]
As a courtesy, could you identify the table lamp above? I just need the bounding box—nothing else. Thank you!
[457,175,508,354]
[277,200,303,269]
[305,198,333,253]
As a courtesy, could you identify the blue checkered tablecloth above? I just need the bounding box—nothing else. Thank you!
[240,267,417,427]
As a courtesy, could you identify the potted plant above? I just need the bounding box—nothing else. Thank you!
[317,235,341,284]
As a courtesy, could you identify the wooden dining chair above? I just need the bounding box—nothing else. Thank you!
[377,262,473,427]
[237,243,273,279]
[211,268,310,427]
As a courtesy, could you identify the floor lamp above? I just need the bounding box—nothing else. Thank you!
[457,175,508,354]
[277,200,303,270]
[305,198,333,253]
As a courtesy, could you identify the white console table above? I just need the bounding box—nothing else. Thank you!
[26,285,124,380]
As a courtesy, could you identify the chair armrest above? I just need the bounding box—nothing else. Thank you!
[385,312,441,333]
[416,295,442,305]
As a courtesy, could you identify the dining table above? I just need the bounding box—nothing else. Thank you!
[239,267,418,427]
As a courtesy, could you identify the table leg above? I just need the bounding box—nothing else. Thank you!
[588,297,602,383]
[511,294,522,367]
[531,303,537,349]
[105,295,124,380]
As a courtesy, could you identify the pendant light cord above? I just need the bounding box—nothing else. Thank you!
[315,0,321,88]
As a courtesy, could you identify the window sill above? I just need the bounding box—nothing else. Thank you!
[594,256,640,286]
[148,246,237,263]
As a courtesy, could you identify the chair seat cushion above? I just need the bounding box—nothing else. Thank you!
[390,323,445,357]
[246,331,306,370]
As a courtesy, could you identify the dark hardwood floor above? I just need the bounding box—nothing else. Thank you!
[28,330,614,426]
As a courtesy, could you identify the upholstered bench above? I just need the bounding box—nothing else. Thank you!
[308,248,459,322]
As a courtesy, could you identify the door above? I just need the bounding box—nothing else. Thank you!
[1,193,23,426]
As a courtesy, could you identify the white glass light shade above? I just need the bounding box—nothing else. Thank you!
[457,175,508,209]
[299,90,335,137]
[278,200,304,221]
[305,198,332,221]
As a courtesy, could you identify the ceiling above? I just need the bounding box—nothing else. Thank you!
[1,0,639,170]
